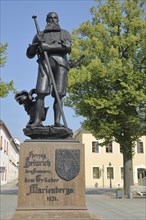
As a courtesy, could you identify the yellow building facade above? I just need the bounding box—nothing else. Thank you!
[74,129,146,188]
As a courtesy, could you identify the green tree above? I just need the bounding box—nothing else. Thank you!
[67,0,146,195]
[0,42,16,97]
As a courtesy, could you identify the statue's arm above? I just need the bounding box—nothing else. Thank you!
[26,35,40,59]
[26,30,72,57]
[27,41,71,57]
[61,30,72,53]
[39,29,72,54]
[61,40,72,53]
[39,41,71,54]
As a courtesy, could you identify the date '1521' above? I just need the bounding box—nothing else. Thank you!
[47,196,58,202]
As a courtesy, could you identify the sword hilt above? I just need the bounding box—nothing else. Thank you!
[32,15,41,35]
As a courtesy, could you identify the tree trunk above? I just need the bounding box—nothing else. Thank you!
[123,153,134,196]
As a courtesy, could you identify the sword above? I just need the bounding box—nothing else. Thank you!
[32,15,68,128]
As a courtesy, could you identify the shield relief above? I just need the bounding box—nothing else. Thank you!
[55,149,80,181]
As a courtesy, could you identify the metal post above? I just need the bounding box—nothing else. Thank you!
[109,162,112,188]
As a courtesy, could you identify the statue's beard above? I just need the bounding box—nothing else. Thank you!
[45,22,61,31]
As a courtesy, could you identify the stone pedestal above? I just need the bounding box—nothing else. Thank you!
[12,140,99,220]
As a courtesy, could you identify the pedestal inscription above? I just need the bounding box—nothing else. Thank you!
[17,141,86,210]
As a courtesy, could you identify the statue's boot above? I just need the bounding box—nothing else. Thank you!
[53,97,64,127]
[29,98,44,127]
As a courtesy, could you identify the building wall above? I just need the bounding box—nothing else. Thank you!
[74,129,146,188]
[133,136,146,185]
[0,120,20,185]
[8,141,19,182]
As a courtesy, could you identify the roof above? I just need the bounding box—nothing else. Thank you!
[0,119,12,139]
[73,127,90,139]
[0,120,20,152]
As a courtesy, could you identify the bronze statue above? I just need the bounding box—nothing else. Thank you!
[15,12,84,139]
[26,12,72,128]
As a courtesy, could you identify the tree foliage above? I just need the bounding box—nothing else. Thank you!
[67,0,146,194]
[0,42,16,97]
[0,42,8,67]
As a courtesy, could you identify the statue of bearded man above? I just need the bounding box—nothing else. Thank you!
[26,12,72,128]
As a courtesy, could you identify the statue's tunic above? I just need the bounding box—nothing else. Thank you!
[31,29,72,96]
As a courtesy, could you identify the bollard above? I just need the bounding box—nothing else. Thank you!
[128,192,133,199]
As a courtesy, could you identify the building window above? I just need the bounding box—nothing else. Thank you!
[93,167,100,179]
[120,145,123,153]
[2,171,4,181]
[5,170,7,181]
[4,140,6,153]
[107,167,114,179]
[92,141,99,153]
[121,167,124,179]
[105,142,113,153]
[6,142,8,155]
[137,168,146,179]
[137,141,144,153]
[0,136,3,150]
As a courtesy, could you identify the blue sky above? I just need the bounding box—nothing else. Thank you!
[1,0,97,142]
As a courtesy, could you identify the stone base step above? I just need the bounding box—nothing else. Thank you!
[12,210,100,220]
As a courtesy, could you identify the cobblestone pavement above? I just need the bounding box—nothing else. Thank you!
[86,188,146,220]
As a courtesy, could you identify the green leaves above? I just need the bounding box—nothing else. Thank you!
[81,1,146,194]
[67,0,146,150]
[0,43,16,97]
[0,79,16,98]
[0,42,8,67]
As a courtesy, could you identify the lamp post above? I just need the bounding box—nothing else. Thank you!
[102,164,104,188]
[109,162,112,188]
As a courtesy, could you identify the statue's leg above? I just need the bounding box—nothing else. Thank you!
[29,94,45,127]
[53,95,63,127]
[28,60,50,127]
[52,65,67,127]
